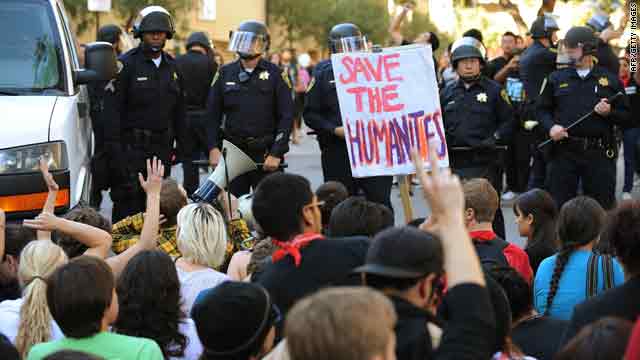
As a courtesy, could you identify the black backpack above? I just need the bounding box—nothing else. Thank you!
[473,237,510,268]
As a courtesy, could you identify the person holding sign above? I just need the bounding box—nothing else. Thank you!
[537,26,631,210]
[440,36,515,239]
[304,23,393,210]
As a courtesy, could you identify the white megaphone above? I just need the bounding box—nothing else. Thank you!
[237,193,256,230]
[191,140,257,204]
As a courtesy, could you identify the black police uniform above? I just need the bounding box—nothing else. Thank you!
[486,55,530,194]
[519,40,557,189]
[205,58,293,197]
[304,60,393,210]
[176,49,217,195]
[537,65,631,209]
[105,46,185,222]
[440,76,514,238]
[595,39,620,76]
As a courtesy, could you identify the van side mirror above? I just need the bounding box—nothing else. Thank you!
[75,42,117,85]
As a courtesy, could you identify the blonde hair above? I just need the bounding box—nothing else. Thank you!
[286,287,397,360]
[176,203,227,268]
[16,240,68,357]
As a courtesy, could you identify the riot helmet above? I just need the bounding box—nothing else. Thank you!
[132,6,175,39]
[529,14,559,44]
[564,26,598,66]
[228,20,270,60]
[451,37,486,83]
[328,23,369,54]
[186,31,213,51]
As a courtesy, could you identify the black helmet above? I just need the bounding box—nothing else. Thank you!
[228,20,270,57]
[132,6,175,39]
[586,13,612,33]
[328,23,369,54]
[530,15,559,39]
[97,24,122,45]
[450,36,486,67]
[565,26,597,55]
[186,31,212,51]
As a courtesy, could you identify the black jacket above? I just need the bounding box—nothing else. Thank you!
[205,58,294,158]
[519,41,557,103]
[537,65,631,136]
[176,50,217,110]
[563,277,640,344]
[440,77,514,148]
[303,59,343,147]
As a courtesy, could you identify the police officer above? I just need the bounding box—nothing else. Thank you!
[519,14,559,189]
[440,36,514,239]
[176,32,217,196]
[104,6,185,222]
[206,20,293,197]
[537,26,631,209]
[304,23,393,210]
[89,24,124,209]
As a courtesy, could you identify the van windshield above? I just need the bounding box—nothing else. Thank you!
[0,0,65,95]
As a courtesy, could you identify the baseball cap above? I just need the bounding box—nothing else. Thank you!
[355,226,444,278]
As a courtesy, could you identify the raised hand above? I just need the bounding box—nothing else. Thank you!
[23,212,61,232]
[39,157,59,192]
[138,157,164,195]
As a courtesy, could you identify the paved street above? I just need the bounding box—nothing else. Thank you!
[99,126,637,249]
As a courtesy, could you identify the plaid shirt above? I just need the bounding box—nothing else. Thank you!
[111,212,180,257]
[111,213,256,264]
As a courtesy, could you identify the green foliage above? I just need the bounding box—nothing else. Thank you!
[63,0,191,37]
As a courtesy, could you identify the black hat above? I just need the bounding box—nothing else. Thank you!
[133,6,175,39]
[450,36,486,67]
[329,23,368,54]
[186,31,212,51]
[97,24,122,45]
[355,226,443,278]
[191,282,278,356]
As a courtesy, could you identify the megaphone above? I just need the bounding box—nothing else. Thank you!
[191,140,257,203]
[237,193,256,230]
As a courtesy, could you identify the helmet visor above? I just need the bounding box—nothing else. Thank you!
[333,36,369,53]
[451,37,486,59]
[228,31,268,55]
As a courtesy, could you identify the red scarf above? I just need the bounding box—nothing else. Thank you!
[469,230,496,241]
[271,233,325,267]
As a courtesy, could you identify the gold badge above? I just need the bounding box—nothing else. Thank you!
[259,71,270,80]
[173,72,178,81]
[598,77,609,87]
[559,83,569,88]
[477,92,488,103]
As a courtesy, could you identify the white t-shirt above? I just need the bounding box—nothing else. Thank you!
[152,56,162,68]
[0,298,65,344]
[577,68,591,79]
[169,318,203,360]
[177,266,229,315]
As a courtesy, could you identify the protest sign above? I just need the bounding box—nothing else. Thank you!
[331,44,448,178]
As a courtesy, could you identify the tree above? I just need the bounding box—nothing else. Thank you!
[63,0,192,37]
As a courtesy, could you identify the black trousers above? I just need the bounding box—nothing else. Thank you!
[181,110,209,196]
[505,127,533,193]
[227,147,281,198]
[110,131,172,223]
[320,140,393,211]
[451,150,506,240]
[548,145,616,210]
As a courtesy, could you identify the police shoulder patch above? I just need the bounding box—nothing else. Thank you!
[281,69,292,89]
[500,88,511,105]
[306,77,316,93]
[210,71,219,87]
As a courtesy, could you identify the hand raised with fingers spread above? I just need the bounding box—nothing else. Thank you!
[23,212,61,232]
[39,157,59,191]
[138,157,164,195]
[412,146,464,224]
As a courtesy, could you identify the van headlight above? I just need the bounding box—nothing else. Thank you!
[0,141,68,174]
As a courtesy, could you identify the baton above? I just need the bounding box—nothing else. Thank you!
[537,92,623,149]
[192,159,288,169]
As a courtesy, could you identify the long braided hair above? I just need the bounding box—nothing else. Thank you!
[544,196,605,315]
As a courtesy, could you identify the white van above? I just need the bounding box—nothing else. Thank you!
[0,0,115,219]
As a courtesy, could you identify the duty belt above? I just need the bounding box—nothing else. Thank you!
[225,134,273,152]
[558,137,616,158]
